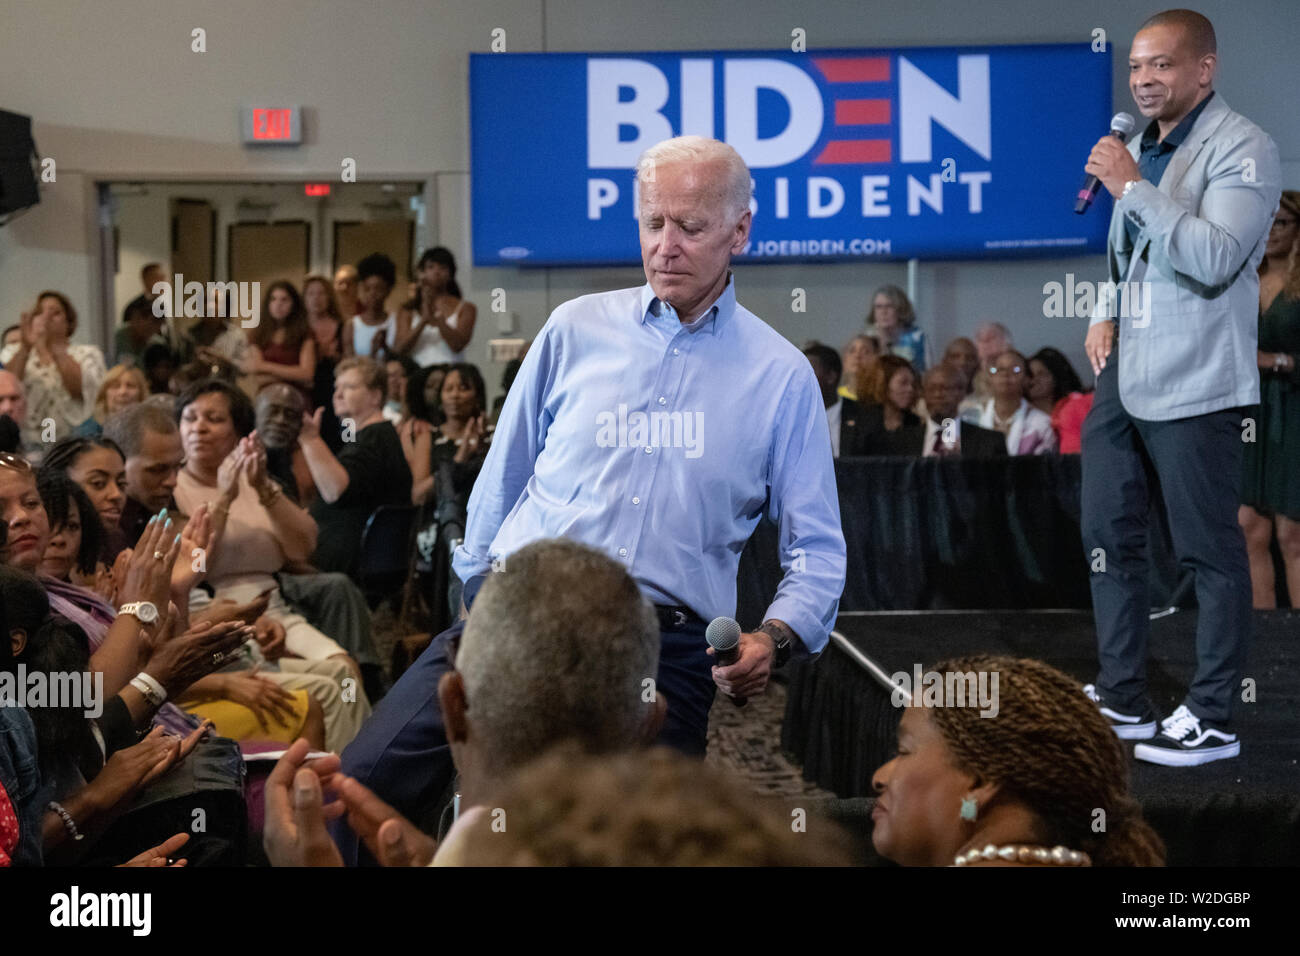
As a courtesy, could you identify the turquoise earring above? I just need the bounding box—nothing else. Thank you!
[960,797,978,822]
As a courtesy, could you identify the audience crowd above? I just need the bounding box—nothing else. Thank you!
[0,196,1294,867]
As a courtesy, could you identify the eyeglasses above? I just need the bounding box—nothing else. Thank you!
[988,365,1023,376]
[0,452,33,473]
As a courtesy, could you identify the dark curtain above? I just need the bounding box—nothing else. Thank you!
[736,454,1182,619]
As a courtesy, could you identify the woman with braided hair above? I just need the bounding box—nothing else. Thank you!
[871,655,1165,867]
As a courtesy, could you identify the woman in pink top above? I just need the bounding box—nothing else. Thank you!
[1027,347,1093,455]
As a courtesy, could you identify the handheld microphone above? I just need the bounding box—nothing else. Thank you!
[1074,112,1136,214]
[706,616,747,708]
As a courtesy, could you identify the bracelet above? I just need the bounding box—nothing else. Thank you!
[257,482,282,507]
[130,672,168,707]
[47,801,84,841]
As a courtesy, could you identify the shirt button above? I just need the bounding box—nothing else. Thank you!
[644,446,652,454]
[618,547,628,557]
[673,348,680,355]
[658,396,666,405]
[632,496,640,505]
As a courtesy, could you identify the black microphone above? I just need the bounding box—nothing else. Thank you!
[1074,112,1136,214]
[706,616,747,708]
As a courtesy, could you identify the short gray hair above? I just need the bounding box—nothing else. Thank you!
[104,402,178,459]
[635,136,752,222]
[457,539,660,776]
[974,321,1012,345]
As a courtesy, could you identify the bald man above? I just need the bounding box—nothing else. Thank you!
[1080,9,1280,767]
[334,265,360,324]
[0,370,27,427]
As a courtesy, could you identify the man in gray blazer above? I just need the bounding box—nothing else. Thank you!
[1079,9,1280,767]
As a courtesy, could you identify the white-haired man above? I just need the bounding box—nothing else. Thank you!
[453,135,845,753]
[333,137,845,864]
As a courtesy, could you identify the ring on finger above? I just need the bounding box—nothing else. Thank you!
[153,550,165,560]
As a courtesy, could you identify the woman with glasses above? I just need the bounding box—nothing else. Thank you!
[1240,191,1300,608]
[865,285,930,373]
[977,349,1057,455]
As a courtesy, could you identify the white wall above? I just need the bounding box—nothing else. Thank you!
[1,0,1296,396]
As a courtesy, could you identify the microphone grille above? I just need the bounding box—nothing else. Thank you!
[1111,112,1136,138]
[705,616,742,652]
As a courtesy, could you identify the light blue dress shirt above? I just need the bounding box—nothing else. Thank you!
[453,276,846,652]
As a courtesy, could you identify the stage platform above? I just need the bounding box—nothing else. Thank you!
[782,609,1300,866]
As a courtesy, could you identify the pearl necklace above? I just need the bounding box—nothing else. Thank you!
[953,844,1090,867]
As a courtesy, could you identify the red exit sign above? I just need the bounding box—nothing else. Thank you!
[240,106,302,145]
[304,183,330,197]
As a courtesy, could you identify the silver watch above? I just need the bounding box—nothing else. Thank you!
[1122,179,1141,199]
[120,601,159,624]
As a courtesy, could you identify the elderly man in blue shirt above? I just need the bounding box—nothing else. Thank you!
[329,136,845,863]
[455,135,844,749]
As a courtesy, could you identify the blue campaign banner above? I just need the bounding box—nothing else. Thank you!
[470,44,1112,267]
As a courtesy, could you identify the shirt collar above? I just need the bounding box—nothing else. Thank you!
[640,272,737,336]
[1140,90,1214,151]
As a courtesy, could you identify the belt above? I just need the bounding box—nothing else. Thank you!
[654,605,702,632]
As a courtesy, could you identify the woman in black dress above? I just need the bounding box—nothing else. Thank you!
[413,363,491,627]
[1240,191,1300,608]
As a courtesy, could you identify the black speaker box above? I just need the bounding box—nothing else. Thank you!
[0,109,40,218]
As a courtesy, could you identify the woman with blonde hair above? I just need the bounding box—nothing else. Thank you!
[871,655,1165,867]
[1240,190,1300,607]
[75,364,149,437]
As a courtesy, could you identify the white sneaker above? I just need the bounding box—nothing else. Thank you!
[1134,705,1240,766]
[1083,684,1157,739]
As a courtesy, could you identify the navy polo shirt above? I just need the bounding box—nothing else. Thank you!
[1124,92,1215,250]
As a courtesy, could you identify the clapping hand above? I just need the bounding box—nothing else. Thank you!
[115,510,184,614]
[299,407,324,444]
[453,414,487,464]
[143,618,254,700]
[217,445,245,503]
[263,738,346,867]
[172,503,214,597]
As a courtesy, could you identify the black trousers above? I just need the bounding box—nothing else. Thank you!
[1080,341,1251,725]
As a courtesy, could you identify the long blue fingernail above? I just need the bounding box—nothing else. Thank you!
[160,507,168,519]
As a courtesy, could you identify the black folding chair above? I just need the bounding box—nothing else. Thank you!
[357,503,417,608]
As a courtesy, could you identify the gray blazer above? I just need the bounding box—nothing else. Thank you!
[1090,94,1281,421]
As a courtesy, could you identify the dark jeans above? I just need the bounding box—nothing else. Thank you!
[334,605,717,865]
[1081,344,1251,725]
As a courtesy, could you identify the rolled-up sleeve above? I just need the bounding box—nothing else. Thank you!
[761,369,846,654]
[452,321,560,583]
